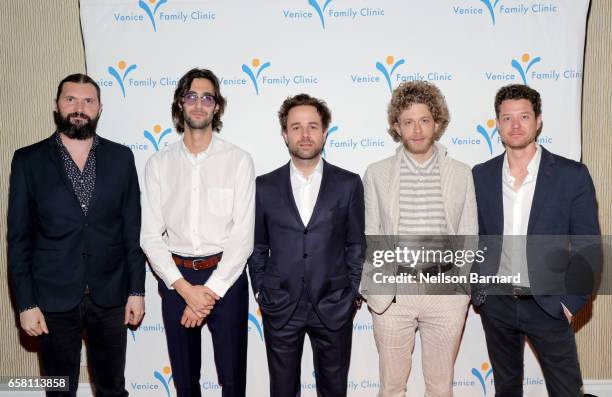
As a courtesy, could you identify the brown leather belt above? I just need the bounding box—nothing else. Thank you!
[172,253,222,270]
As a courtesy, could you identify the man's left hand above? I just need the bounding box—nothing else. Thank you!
[124,296,145,326]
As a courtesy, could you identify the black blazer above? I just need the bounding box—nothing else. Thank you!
[472,147,600,318]
[8,134,145,312]
[248,161,365,331]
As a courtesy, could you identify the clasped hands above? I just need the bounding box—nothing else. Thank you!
[174,279,220,328]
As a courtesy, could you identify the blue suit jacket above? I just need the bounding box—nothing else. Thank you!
[247,160,365,330]
[8,134,145,313]
[472,147,600,318]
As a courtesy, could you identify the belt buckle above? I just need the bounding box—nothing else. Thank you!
[191,259,204,270]
[512,287,526,297]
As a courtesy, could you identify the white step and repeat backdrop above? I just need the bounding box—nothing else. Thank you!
[80,1,589,396]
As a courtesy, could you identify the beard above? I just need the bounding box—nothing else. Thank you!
[287,139,324,160]
[184,111,214,131]
[53,111,99,140]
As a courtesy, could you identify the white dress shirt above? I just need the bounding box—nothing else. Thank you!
[289,159,323,226]
[499,144,541,287]
[140,135,255,297]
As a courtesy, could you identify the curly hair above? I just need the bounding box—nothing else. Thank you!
[278,93,331,132]
[171,68,226,133]
[387,81,450,142]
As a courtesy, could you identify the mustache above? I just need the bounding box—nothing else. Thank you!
[68,112,92,122]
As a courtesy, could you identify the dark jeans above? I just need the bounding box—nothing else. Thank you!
[159,266,249,397]
[480,295,583,397]
[40,295,127,397]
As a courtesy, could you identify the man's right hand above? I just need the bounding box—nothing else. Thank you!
[173,279,217,316]
[19,307,48,336]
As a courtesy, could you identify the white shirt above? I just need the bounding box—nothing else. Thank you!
[140,135,255,297]
[289,159,323,226]
[499,145,542,287]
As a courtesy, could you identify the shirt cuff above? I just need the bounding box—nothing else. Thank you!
[204,273,231,298]
[129,292,145,297]
[160,266,183,290]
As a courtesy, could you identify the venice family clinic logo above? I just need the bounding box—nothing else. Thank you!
[242,58,271,95]
[248,309,264,340]
[138,0,168,32]
[322,126,339,158]
[308,0,333,28]
[375,56,405,93]
[471,362,494,395]
[476,119,498,155]
[511,53,541,85]
[108,60,137,98]
[480,0,500,25]
[144,124,174,152]
[153,366,173,397]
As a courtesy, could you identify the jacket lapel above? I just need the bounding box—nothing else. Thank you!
[527,147,555,234]
[389,147,402,235]
[46,134,83,215]
[490,154,505,235]
[279,162,305,227]
[306,160,332,228]
[87,138,106,215]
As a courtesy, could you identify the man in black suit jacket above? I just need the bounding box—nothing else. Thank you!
[248,94,365,397]
[472,84,600,396]
[7,74,145,396]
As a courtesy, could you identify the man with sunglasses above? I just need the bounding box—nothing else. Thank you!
[141,68,255,397]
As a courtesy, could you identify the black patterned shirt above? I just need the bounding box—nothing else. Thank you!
[55,132,98,215]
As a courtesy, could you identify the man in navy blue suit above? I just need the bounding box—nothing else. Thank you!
[248,94,365,397]
[8,74,145,396]
[472,84,600,396]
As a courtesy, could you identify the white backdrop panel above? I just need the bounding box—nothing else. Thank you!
[79,1,589,395]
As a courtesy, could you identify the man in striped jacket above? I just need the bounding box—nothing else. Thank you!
[360,81,478,397]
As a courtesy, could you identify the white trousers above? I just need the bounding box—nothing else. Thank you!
[371,295,470,397]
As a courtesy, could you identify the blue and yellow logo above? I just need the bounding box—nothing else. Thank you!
[480,0,500,25]
[242,58,271,96]
[144,124,174,152]
[322,126,339,158]
[308,0,333,28]
[248,309,264,340]
[476,119,498,155]
[375,55,405,93]
[138,0,168,32]
[108,60,137,98]
[153,366,173,397]
[471,362,494,395]
[511,53,541,85]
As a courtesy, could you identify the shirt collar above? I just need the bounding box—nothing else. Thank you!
[55,131,99,151]
[180,133,216,160]
[502,143,541,185]
[290,157,323,182]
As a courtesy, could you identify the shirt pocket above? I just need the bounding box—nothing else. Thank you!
[207,187,234,217]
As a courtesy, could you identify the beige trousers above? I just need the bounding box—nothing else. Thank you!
[371,295,470,397]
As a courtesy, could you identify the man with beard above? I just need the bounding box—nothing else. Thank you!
[359,81,477,396]
[247,94,365,397]
[140,68,255,397]
[472,84,600,396]
[7,73,145,395]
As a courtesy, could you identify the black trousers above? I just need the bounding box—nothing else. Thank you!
[159,266,248,397]
[40,295,127,397]
[262,292,353,397]
[480,295,583,397]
